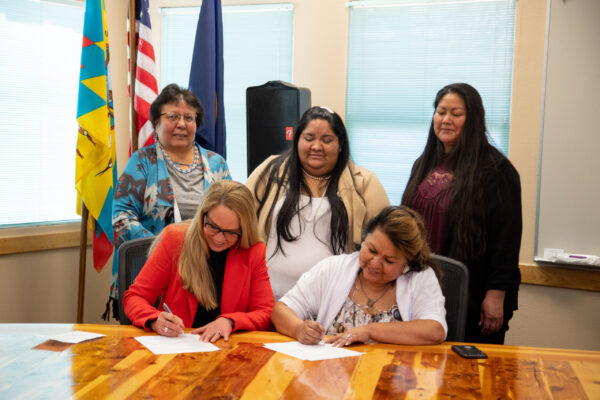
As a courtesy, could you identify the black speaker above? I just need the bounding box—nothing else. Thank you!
[246,81,311,176]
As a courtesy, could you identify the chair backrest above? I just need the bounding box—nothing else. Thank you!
[117,236,155,325]
[431,254,469,342]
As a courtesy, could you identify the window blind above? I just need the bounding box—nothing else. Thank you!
[0,0,84,226]
[346,0,516,204]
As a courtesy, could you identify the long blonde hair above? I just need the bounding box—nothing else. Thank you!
[178,180,260,309]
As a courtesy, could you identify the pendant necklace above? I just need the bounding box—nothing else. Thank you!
[357,272,392,308]
[299,181,329,223]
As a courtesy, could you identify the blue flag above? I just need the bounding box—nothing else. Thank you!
[188,0,226,157]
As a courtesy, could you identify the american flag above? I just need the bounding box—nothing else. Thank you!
[128,0,158,151]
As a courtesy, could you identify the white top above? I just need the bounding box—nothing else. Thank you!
[280,252,448,338]
[266,194,335,300]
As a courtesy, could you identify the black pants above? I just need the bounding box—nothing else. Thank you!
[464,308,514,344]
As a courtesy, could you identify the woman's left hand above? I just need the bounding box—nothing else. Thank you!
[480,289,505,335]
[191,317,234,342]
[326,325,370,347]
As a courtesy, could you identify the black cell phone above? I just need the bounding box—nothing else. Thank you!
[451,345,488,359]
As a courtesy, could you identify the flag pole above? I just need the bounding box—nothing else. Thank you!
[129,0,139,153]
[77,204,89,323]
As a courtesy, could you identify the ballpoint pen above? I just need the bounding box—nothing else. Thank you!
[162,303,183,335]
[308,314,325,343]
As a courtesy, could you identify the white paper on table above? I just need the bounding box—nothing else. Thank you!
[263,341,364,361]
[135,333,220,355]
[47,331,105,344]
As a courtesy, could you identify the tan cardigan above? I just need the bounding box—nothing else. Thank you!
[246,155,390,252]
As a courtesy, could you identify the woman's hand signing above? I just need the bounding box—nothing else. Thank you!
[192,317,234,342]
[326,325,370,347]
[150,311,184,337]
[296,320,325,345]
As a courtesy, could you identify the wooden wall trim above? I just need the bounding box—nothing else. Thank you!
[1,228,598,292]
[0,226,92,255]
[520,263,600,292]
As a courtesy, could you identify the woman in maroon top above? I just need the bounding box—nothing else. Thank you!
[402,83,522,344]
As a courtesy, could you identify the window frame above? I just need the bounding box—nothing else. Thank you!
[0,0,87,230]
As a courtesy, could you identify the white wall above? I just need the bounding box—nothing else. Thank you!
[508,285,600,350]
[0,246,113,324]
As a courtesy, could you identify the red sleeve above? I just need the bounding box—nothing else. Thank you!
[221,242,275,331]
[122,226,184,330]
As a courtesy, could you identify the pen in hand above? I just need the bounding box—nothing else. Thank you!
[161,302,184,336]
[304,314,325,344]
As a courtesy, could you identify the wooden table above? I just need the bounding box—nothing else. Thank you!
[1,324,599,399]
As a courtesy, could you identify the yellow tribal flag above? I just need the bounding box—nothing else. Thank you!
[75,0,116,271]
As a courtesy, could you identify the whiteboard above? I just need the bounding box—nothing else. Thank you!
[535,0,600,263]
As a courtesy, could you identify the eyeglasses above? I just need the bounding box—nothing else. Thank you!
[203,215,241,240]
[160,112,196,124]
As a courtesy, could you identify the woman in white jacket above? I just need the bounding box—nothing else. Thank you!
[271,206,447,346]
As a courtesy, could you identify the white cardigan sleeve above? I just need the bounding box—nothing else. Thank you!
[396,267,448,336]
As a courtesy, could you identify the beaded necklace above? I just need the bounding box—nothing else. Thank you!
[302,168,331,181]
[161,144,199,175]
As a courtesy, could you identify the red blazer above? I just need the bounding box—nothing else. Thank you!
[123,225,274,331]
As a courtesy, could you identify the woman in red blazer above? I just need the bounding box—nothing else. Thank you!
[123,181,274,341]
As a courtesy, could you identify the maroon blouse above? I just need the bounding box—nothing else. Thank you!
[411,160,454,253]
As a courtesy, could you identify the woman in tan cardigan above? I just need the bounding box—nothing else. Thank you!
[246,106,389,300]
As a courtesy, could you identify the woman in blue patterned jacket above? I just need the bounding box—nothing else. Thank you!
[108,84,231,318]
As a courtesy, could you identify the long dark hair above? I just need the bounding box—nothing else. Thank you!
[253,106,351,256]
[401,83,504,262]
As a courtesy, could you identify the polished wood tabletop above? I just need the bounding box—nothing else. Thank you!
[1,323,599,399]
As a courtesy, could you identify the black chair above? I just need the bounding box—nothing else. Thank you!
[117,236,155,325]
[432,254,469,342]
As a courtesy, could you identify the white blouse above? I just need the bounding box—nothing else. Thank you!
[265,194,335,300]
